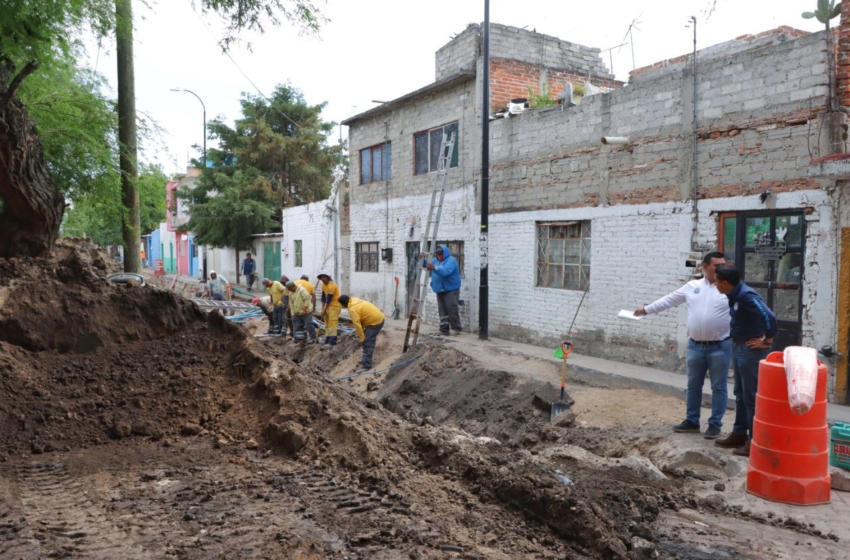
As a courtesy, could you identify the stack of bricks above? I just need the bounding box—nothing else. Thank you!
[838,0,850,109]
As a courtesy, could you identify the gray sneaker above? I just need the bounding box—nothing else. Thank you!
[673,421,701,433]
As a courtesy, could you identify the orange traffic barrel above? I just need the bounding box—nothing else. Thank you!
[747,351,830,505]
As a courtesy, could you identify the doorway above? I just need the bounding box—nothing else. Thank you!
[720,211,805,350]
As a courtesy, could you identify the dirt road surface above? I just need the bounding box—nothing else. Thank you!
[0,242,846,559]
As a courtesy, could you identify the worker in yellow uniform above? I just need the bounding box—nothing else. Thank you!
[338,295,384,371]
[286,280,314,345]
[295,275,318,343]
[262,278,286,335]
[316,270,341,345]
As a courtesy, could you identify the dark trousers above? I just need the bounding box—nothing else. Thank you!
[271,304,286,334]
[360,320,384,370]
[436,289,462,333]
[292,314,308,342]
[731,343,771,440]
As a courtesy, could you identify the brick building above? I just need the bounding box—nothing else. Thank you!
[344,21,850,403]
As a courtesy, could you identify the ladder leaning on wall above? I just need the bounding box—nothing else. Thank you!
[402,130,457,353]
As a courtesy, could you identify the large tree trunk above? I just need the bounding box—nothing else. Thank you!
[0,59,65,258]
[116,0,141,273]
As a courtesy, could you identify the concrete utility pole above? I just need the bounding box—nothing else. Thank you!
[479,0,490,340]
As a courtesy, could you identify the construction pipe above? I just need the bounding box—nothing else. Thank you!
[601,136,630,145]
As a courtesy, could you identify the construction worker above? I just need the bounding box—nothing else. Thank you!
[280,275,293,338]
[425,244,462,335]
[286,280,314,344]
[241,252,257,292]
[338,295,384,371]
[206,270,230,301]
[317,270,341,345]
[295,275,318,343]
[262,278,286,335]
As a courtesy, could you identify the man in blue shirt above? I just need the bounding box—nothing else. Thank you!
[425,244,462,335]
[241,252,257,292]
[713,264,778,457]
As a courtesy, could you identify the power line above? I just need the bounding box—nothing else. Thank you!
[183,0,303,131]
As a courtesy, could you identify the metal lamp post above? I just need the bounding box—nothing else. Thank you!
[170,87,208,279]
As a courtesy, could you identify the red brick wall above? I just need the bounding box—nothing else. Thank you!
[489,58,621,112]
[838,1,850,109]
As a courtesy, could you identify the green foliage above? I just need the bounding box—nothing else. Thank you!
[18,60,116,200]
[192,0,327,50]
[179,168,278,250]
[0,0,113,70]
[180,84,337,250]
[63,165,167,247]
[573,84,586,97]
[527,84,557,109]
[802,0,842,24]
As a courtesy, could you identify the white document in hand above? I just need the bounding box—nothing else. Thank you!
[618,309,643,320]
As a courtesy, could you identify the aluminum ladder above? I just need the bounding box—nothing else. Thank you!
[403,130,456,353]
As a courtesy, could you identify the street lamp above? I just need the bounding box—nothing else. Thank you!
[169,88,207,168]
[170,87,208,280]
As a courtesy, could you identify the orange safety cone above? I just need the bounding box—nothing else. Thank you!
[746,351,830,505]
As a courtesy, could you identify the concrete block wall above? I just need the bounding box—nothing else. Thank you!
[435,24,480,81]
[488,29,829,214]
[348,186,477,329]
[348,79,478,206]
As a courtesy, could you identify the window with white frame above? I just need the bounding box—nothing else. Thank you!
[536,221,591,290]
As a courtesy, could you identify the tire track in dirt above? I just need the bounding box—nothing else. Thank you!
[4,462,154,559]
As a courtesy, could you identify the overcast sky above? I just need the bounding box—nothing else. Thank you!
[85,0,827,175]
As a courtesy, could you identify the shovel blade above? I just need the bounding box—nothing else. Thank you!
[550,401,572,423]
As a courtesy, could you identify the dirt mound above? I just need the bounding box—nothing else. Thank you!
[0,241,695,558]
[0,239,202,353]
[377,342,568,446]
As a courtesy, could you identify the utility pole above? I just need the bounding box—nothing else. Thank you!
[479,0,490,340]
[170,87,207,278]
[116,0,141,274]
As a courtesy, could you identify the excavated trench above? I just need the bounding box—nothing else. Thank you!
[0,240,844,559]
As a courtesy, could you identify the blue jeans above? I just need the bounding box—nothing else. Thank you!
[685,339,732,429]
[731,343,771,440]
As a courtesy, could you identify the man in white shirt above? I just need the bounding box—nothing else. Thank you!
[634,252,731,439]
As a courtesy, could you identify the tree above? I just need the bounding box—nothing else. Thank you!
[803,0,843,113]
[0,0,324,262]
[179,84,338,254]
[62,165,167,248]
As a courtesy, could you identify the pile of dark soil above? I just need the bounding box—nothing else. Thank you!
[378,342,568,446]
[0,240,696,559]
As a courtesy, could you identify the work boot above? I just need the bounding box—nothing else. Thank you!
[733,441,751,457]
[714,432,748,449]
[672,421,700,434]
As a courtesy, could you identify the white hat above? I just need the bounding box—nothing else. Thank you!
[317,269,332,279]
[209,270,216,275]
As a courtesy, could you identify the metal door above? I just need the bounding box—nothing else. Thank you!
[406,241,421,314]
[263,241,281,282]
[724,211,805,350]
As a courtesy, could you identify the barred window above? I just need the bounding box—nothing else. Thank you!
[536,221,591,290]
[294,240,303,267]
[355,242,380,272]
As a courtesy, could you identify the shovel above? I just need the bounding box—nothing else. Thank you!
[550,341,574,422]
[391,277,400,319]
